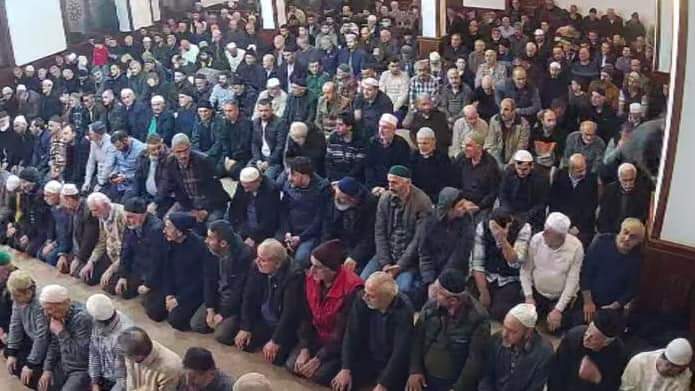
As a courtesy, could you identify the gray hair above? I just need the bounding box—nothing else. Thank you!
[120,88,135,98]
[171,133,191,148]
[86,192,111,209]
[117,326,153,358]
[257,239,288,265]
[416,127,436,140]
[151,95,165,105]
[618,162,637,176]
[289,122,308,138]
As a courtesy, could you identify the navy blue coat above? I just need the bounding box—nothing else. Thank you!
[124,101,152,141]
[118,214,168,289]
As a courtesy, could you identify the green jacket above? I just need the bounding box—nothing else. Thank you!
[410,295,490,391]
[306,72,331,100]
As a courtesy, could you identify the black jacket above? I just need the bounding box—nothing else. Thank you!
[209,117,253,177]
[203,234,254,317]
[410,150,454,202]
[251,117,287,166]
[159,150,229,212]
[499,167,549,230]
[364,135,412,189]
[124,101,152,141]
[596,181,650,234]
[144,111,176,145]
[453,151,501,210]
[479,332,553,391]
[118,214,167,289]
[549,169,599,234]
[229,176,281,243]
[164,233,213,305]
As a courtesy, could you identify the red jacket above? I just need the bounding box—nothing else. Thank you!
[305,266,363,346]
[92,47,110,66]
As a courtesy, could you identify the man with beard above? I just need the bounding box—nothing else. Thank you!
[353,78,394,140]
[596,163,650,233]
[478,304,553,391]
[100,89,126,134]
[620,338,692,390]
[229,167,281,248]
[549,309,628,391]
[144,95,176,145]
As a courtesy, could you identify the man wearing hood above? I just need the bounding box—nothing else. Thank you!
[277,156,330,269]
[321,177,377,272]
[413,188,477,294]
[191,220,253,345]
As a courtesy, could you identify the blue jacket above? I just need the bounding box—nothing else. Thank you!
[124,101,152,141]
[118,214,168,289]
[337,47,368,76]
[278,173,330,241]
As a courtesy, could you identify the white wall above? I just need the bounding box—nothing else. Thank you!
[6,0,67,65]
[659,0,695,247]
[553,0,656,31]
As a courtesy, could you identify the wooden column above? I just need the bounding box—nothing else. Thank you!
[417,0,447,58]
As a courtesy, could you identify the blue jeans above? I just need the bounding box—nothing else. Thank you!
[293,238,318,270]
[359,257,420,296]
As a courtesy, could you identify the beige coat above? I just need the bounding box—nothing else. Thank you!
[125,341,182,391]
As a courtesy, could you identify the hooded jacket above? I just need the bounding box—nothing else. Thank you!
[203,232,254,317]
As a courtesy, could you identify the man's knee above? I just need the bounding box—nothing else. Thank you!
[214,317,239,345]
[190,308,212,334]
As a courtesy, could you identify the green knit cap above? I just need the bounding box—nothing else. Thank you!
[0,251,11,266]
[388,165,412,179]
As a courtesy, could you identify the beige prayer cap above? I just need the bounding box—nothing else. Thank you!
[43,180,62,195]
[39,284,69,304]
[233,372,272,391]
[665,338,693,366]
[61,184,79,196]
[508,303,538,328]
[629,102,642,114]
[361,77,379,89]
[545,212,571,235]
[5,175,20,192]
[266,78,280,89]
[7,270,34,292]
[239,167,261,183]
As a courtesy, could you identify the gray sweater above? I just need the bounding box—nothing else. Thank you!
[6,297,50,368]
[44,302,93,374]
[89,311,133,390]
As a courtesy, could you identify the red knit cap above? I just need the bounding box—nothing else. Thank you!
[311,240,347,271]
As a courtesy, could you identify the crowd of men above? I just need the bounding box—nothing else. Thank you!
[0,0,691,390]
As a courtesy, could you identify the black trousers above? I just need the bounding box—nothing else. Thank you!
[3,337,43,389]
[533,288,575,333]
[142,291,202,331]
[285,345,342,386]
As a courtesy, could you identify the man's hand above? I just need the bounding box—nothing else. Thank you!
[372,384,388,391]
[49,318,65,335]
[244,238,256,248]
[19,366,33,385]
[69,258,81,275]
[213,314,223,326]
[147,202,158,215]
[331,369,352,391]
[406,373,428,391]
[224,157,238,172]
[6,224,16,238]
[601,302,621,310]
[115,278,128,295]
[294,348,311,373]
[5,356,16,374]
[79,261,95,282]
[56,256,69,274]
[100,265,115,289]
[299,357,321,379]
[192,209,208,223]
[137,285,150,295]
[547,309,563,332]
[383,264,401,278]
[91,383,101,391]
[569,226,580,236]
[165,296,178,312]
[262,340,280,362]
[478,288,492,308]
[583,300,597,323]
[37,371,52,391]
[205,309,217,329]
[234,330,252,350]
[42,241,56,257]
[371,186,386,196]
[343,257,358,272]
[578,356,603,384]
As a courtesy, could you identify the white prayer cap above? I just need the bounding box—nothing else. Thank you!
[13,115,27,125]
[240,167,261,182]
[227,42,237,50]
[5,175,20,192]
[429,51,441,62]
[549,61,562,70]
[379,113,398,128]
[1,87,12,95]
[66,53,77,62]
[545,212,571,234]
[534,29,545,36]
[361,77,379,89]
[61,183,79,196]
[24,65,34,72]
[513,149,533,162]
[266,78,280,89]
[16,84,26,92]
[43,180,62,194]
[665,338,693,366]
[39,284,69,304]
[629,102,642,114]
[86,293,115,321]
[233,372,272,391]
[508,303,538,328]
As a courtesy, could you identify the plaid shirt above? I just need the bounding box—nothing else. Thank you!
[408,75,440,110]
[178,160,205,209]
[470,221,532,287]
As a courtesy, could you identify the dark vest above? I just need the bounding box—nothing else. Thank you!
[482,220,522,277]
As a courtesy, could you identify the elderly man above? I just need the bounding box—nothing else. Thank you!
[254,78,288,120]
[85,294,133,391]
[233,239,304,365]
[82,121,117,193]
[284,121,327,178]
[452,133,500,215]
[408,270,490,391]
[159,133,229,223]
[620,338,692,390]
[147,213,213,331]
[475,50,507,88]
[190,220,253,344]
[322,177,378,272]
[332,272,413,391]
[579,218,645,326]
[325,113,367,182]
[354,77,394,140]
[114,197,167,302]
[478,304,553,391]
[286,240,363,385]
[250,99,287,179]
[408,60,440,112]
[131,134,172,216]
[120,88,151,140]
[191,101,224,153]
[181,347,234,391]
[470,208,532,321]
[229,167,281,248]
[581,88,621,144]
[78,192,126,292]
[6,168,50,256]
[118,327,182,391]
[361,165,432,298]
[438,69,474,126]
[405,94,450,153]
[522,212,584,333]
[485,98,530,166]
[39,79,62,121]
[37,181,67,266]
[563,121,606,174]
[549,309,628,391]
[144,95,176,145]
[282,75,316,124]
[495,68,541,121]
[410,127,454,202]
[597,163,650,233]
[55,185,99,277]
[277,157,331,268]
[451,105,489,158]
[499,150,549,230]
[315,81,351,134]
[106,130,146,202]
[364,114,411,191]
[5,271,49,389]
[38,284,92,391]
[550,154,599,246]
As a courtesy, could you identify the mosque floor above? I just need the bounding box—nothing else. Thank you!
[0,248,326,390]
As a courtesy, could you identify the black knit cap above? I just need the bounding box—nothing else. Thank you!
[182,347,216,371]
[19,167,40,184]
[167,212,195,232]
[593,309,625,338]
[123,197,147,214]
[438,269,467,294]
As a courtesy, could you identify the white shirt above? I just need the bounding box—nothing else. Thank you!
[521,232,584,311]
[620,350,692,391]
